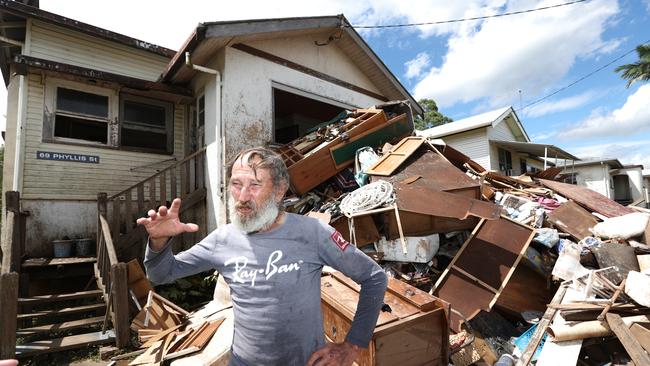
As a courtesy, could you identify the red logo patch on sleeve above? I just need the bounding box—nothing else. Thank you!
[331,231,350,251]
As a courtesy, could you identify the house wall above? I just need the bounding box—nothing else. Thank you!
[440,128,491,170]
[573,164,612,199]
[13,72,187,256]
[28,20,169,81]
[488,119,527,175]
[6,15,188,256]
[210,36,386,229]
[616,167,644,202]
[221,36,384,160]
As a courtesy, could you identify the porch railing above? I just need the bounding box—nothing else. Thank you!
[0,191,28,358]
[94,205,129,348]
[102,148,207,262]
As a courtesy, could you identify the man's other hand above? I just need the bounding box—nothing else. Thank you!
[136,198,199,250]
[306,341,360,366]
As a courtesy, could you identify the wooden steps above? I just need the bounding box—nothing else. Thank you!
[22,257,96,268]
[16,316,105,337]
[18,289,103,305]
[18,303,105,321]
[15,330,115,358]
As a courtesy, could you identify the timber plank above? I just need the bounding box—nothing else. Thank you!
[22,257,96,268]
[15,330,115,358]
[18,303,105,321]
[18,289,103,305]
[606,313,650,366]
[16,316,104,337]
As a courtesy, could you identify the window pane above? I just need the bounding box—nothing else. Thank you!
[124,100,167,128]
[57,88,108,117]
[121,127,167,152]
[54,115,107,143]
[198,96,205,127]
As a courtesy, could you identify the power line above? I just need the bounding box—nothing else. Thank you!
[519,39,650,111]
[350,0,588,29]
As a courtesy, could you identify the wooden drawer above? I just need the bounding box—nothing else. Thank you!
[321,272,449,366]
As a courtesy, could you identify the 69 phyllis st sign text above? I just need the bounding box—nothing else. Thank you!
[36,151,100,164]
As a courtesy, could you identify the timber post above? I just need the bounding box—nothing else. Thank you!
[0,272,18,359]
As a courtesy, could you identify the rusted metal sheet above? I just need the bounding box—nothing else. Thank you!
[394,183,501,221]
[547,201,599,241]
[531,166,563,180]
[375,145,480,196]
[432,217,535,331]
[539,179,635,218]
[438,144,486,173]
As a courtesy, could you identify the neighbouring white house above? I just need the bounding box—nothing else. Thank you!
[417,106,578,176]
[0,1,420,257]
[556,159,645,205]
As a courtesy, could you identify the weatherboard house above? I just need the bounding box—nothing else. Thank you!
[417,106,578,176]
[0,1,420,258]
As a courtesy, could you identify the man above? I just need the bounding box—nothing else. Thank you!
[139,147,387,366]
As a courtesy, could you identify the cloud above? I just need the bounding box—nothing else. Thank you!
[412,0,620,108]
[523,91,596,118]
[531,131,557,141]
[569,139,650,169]
[404,52,431,79]
[39,0,498,49]
[558,84,650,140]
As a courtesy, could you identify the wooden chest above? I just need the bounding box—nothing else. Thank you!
[321,272,449,366]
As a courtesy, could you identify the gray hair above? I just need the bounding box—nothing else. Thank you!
[228,147,290,188]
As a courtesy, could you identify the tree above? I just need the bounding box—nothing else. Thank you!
[615,44,650,88]
[414,98,453,130]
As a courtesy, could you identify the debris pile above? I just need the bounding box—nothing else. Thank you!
[272,101,650,365]
[118,102,650,365]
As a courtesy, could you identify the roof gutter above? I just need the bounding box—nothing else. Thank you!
[160,25,207,83]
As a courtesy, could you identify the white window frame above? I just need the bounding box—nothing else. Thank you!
[119,93,174,154]
[44,78,117,146]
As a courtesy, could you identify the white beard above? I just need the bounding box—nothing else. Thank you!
[228,195,280,233]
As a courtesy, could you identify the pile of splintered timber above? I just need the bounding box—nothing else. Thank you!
[127,291,225,365]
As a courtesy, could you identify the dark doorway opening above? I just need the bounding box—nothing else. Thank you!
[273,88,346,144]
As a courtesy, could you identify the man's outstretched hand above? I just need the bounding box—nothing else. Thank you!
[136,198,198,250]
[306,341,360,366]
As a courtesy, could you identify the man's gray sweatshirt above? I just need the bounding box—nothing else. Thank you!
[144,213,387,366]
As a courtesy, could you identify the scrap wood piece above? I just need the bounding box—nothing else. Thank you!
[127,259,153,309]
[185,318,225,350]
[547,201,599,241]
[606,313,650,366]
[514,284,568,366]
[141,323,184,349]
[630,322,650,353]
[431,217,535,331]
[129,339,165,366]
[536,287,586,366]
[365,136,425,176]
[539,178,635,218]
[394,183,501,221]
[598,278,627,321]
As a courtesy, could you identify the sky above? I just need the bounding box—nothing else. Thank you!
[1,0,649,169]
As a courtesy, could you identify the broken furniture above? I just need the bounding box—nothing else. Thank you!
[431,217,535,332]
[321,271,449,366]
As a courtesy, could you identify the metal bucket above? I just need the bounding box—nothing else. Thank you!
[75,238,94,257]
[52,239,74,258]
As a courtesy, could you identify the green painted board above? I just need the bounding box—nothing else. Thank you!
[330,115,412,167]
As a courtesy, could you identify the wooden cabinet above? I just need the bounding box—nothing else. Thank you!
[321,272,449,366]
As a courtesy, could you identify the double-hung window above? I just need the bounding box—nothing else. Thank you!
[53,87,110,144]
[120,94,173,154]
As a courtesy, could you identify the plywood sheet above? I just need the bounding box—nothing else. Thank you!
[547,200,599,241]
[539,179,635,218]
[365,136,425,176]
